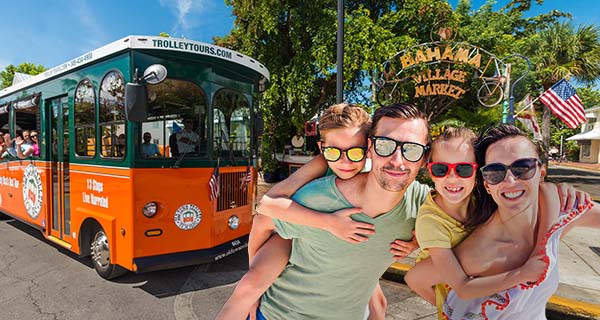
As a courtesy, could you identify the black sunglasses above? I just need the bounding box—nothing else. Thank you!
[480,158,541,185]
[321,146,366,162]
[370,136,429,162]
[428,162,478,178]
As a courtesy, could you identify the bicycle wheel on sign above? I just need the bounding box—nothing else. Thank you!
[477,84,504,107]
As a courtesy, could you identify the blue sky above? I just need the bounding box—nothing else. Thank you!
[0,0,598,72]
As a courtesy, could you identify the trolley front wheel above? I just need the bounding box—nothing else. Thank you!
[90,227,127,279]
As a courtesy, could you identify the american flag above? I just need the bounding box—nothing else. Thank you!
[240,168,252,191]
[208,166,220,201]
[539,79,586,129]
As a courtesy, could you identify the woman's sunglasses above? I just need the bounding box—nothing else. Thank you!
[480,158,541,185]
[370,136,429,162]
[321,146,366,162]
[428,162,478,179]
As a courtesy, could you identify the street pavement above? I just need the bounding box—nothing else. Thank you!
[241,162,600,319]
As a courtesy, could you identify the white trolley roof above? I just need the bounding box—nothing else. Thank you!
[0,35,270,98]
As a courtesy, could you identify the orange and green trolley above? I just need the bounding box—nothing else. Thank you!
[0,35,269,279]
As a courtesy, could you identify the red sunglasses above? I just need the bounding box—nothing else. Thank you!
[428,162,478,179]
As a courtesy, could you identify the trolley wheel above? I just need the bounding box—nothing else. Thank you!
[477,84,504,107]
[90,227,127,279]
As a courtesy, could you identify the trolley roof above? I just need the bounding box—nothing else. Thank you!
[0,35,270,98]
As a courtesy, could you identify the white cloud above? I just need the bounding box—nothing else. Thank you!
[159,0,212,37]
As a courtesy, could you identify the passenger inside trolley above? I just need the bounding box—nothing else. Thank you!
[141,132,161,158]
[176,118,200,156]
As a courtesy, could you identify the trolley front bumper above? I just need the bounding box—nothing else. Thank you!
[133,234,249,273]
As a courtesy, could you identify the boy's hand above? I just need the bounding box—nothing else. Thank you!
[520,254,548,284]
[555,182,591,211]
[326,207,375,243]
[389,231,419,260]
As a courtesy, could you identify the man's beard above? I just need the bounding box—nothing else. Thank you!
[374,165,411,192]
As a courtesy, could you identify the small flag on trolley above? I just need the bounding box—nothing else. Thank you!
[539,79,586,129]
[515,94,542,141]
[240,167,252,191]
[208,166,220,201]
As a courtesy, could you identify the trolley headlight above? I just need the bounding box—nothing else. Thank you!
[142,202,158,218]
[228,215,240,230]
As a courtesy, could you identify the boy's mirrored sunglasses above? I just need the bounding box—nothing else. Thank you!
[370,136,429,162]
[480,158,541,185]
[321,146,366,162]
[428,162,478,178]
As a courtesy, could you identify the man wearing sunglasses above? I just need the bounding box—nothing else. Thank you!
[258,103,431,320]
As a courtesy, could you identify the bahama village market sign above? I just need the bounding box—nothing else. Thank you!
[378,41,498,102]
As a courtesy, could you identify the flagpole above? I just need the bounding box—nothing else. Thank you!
[514,94,543,117]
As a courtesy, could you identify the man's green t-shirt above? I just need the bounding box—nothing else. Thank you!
[260,174,429,320]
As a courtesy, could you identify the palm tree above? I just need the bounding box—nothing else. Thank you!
[527,22,600,159]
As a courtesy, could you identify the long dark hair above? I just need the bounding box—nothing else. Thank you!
[465,124,544,228]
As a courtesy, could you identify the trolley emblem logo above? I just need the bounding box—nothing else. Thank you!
[22,164,43,220]
[174,204,202,230]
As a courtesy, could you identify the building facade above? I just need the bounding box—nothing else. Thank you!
[567,106,600,163]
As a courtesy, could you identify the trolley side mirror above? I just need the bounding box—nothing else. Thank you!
[125,83,148,122]
[124,64,168,122]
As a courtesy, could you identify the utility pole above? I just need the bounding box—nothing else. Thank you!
[336,0,344,103]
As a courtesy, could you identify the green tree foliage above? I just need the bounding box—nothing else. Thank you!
[217,0,598,169]
[0,63,46,89]
[218,0,454,170]
[578,85,600,108]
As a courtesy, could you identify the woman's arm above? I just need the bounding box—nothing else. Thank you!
[426,247,545,300]
[257,155,374,242]
[15,139,33,159]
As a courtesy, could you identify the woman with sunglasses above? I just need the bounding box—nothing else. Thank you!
[217,103,406,320]
[438,124,598,319]
[404,127,548,319]
[30,130,40,156]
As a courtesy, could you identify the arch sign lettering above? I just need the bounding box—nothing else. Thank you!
[376,28,506,109]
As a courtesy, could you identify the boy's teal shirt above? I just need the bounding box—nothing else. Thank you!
[260,174,429,320]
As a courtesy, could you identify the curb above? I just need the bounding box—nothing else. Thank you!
[385,263,600,319]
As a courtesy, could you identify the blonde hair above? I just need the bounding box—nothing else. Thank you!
[318,103,371,140]
[431,126,476,151]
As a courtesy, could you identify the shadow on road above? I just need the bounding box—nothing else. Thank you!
[2,217,249,298]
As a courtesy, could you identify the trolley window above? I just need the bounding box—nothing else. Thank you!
[99,71,126,158]
[74,79,97,157]
[142,79,208,159]
[213,89,251,159]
